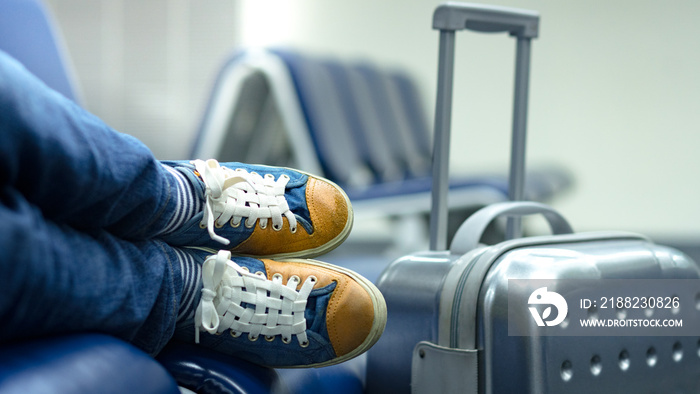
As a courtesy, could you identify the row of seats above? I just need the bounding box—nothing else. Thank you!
[192,48,571,223]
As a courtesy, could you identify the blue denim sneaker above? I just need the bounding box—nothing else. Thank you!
[177,250,386,368]
[160,159,353,259]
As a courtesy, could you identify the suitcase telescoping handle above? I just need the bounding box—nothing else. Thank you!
[449,201,573,254]
[429,3,540,251]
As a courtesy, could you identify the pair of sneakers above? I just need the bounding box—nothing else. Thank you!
[162,159,386,368]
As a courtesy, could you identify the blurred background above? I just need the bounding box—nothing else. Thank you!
[44,0,700,242]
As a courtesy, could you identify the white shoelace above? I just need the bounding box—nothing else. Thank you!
[194,250,315,346]
[193,159,298,245]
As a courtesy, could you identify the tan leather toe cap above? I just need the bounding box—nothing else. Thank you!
[304,176,351,245]
[324,270,375,357]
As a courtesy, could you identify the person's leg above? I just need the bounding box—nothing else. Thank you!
[0,186,185,355]
[0,50,177,239]
[0,50,352,258]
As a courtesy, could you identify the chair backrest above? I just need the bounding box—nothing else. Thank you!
[0,0,79,103]
[191,46,572,244]
[192,48,432,192]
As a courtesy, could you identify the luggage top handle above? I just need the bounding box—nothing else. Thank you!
[429,3,540,251]
[432,2,539,38]
[449,201,574,255]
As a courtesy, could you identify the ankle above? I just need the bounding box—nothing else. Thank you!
[158,163,203,237]
[172,247,211,323]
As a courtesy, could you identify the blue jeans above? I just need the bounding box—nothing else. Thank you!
[0,50,183,355]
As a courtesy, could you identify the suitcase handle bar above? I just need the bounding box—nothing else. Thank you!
[450,201,573,254]
[429,3,540,251]
[433,2,539,38]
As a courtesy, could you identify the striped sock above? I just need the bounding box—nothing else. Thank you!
[158,164,203,236]
[174,247,207,323]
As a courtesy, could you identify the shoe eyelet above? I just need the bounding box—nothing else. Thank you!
[273,224,282,231]
[230,331,242,338]
[244,220,255,229]
[265,174,274,180]
[255,271,265,277]
[290,226,297,234]
[282,336,291,345]
[290,275,300,284]
[240,266,250,272]
[281,174,290,180]
[265,335,275,342]
[230,219,241,228]
[248,334,259,342]
[308,275,317,284]
[214,331,222,336]
[260,222,268,230]
[300,340,310,348]
[272,273,283,281]
[215,221,224,229]
[199,222,207,229]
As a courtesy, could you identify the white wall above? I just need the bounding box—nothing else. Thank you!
[47,0,700,238]
[45,0,240,160]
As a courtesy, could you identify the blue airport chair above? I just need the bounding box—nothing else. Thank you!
[0,0,79,103]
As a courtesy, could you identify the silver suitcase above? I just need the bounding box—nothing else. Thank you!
[366,3,700,393]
